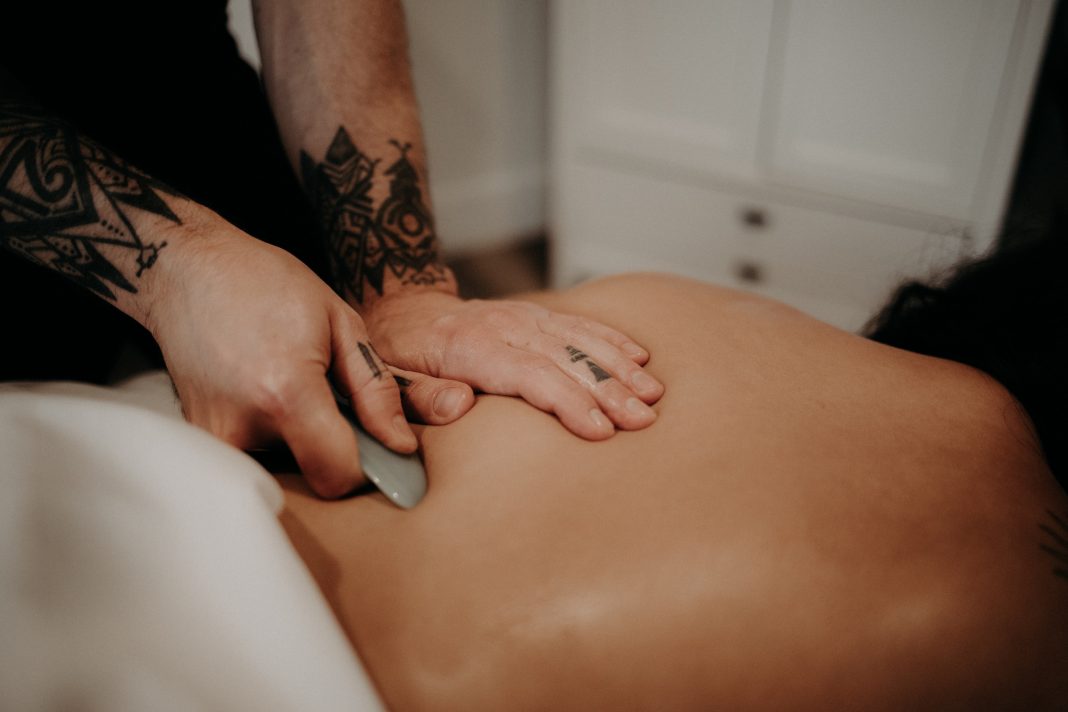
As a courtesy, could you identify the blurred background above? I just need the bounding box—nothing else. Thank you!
[229,0,1063,331]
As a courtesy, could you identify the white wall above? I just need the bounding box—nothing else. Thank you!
[228,0,548,254]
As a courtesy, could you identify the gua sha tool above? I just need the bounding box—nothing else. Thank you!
[333,388,427,509]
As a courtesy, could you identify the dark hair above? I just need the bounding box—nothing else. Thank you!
[865,216,1066,490]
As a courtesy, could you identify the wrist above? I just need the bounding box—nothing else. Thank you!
[360,280,462,346]
[353,266,460,317]
[132,207,253,338]
[82,197,213,333]
[300,124,456,314]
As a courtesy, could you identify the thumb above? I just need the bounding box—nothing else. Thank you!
[390,366,475,425]
[329,306,417,453]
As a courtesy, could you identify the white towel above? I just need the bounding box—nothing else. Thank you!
[0,373,383,711]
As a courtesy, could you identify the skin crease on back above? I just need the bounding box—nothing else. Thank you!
[277,273,1068,711]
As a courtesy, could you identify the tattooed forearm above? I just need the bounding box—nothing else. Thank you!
[566,345,611,383]
[1039,510,1068,581]
[300,127,448,305]
[0,103,179,300]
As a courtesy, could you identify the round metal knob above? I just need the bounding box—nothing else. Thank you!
[740,207,768,229]
[734,260,764,284]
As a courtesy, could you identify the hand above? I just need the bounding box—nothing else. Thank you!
[363,290,664,440]
[144,230,474,498]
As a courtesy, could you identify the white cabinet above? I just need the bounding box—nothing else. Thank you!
[575,0,774,181]
[550,0,1053,330]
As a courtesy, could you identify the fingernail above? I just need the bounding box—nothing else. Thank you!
[589,408,611,430]
[626,397,655,418]
[622,342,646,358]
[433,387,465,418]
[393,413,417,447]
[630,371,660,393]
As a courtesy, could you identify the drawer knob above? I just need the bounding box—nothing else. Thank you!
[734,260,764,284]
[740,207,768,229]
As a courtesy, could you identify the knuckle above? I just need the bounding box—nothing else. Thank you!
[344,364,375,392]
[561,387,597,413]
[431,311,462,334]
[400,376,431,402]
[528,358,562,382]
[249,372,300,420]
[578,358,615,387]
[590,376,617,394]
[448,320,482,346]
[574,318,595,333]
[593,381,629,408]
[516,362,564,397]
[483,306,523,332]
[610,360,638,381]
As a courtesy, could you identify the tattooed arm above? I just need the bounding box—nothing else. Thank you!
[254,0,666,439]
[0,103,178,324]
[0,96,448,497]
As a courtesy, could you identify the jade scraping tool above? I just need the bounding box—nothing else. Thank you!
[334,388,427,509]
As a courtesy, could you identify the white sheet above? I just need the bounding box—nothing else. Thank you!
[0,372,383,711]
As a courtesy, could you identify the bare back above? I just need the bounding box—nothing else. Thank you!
[279,274,1068,710]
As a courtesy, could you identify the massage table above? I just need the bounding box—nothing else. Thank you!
[0,372,384,710]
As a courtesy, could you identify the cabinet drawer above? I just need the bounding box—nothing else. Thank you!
[732,200,969,328]
[553,165,969,330]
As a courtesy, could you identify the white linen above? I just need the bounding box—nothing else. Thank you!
[0,372,383,711]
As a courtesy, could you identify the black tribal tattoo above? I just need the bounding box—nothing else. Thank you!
[566,345,611,383]
[357,341,384,380]
[1039,510,1068,581]
[0,103,178,299]
[300,127,448,305]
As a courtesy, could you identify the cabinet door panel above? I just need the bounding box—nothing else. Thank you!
[566,0,774,180]
[767,0,1020,219]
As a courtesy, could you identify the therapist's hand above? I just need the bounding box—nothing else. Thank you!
[363,290,665,440]
[145,229,473,498]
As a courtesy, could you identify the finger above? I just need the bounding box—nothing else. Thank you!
[272,373,365,499]
[541,313,650,365]
[470,345,616,440]
[389,366,475,425]
[330,309,417,453]
[553,332,664,404]
[529,336,658,431]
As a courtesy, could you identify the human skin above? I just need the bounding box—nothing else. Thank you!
[253,0,663,441]
[0,98,426,498]
[0,0,661,500]
[278,273,1068,710]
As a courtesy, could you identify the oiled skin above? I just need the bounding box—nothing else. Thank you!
[279,274,1068,710]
